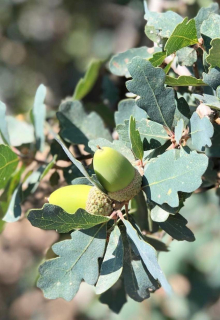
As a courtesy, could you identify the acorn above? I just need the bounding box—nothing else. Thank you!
[93,147,142,202]
[49,185,113,216]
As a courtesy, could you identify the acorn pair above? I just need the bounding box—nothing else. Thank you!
[49,147,142,216]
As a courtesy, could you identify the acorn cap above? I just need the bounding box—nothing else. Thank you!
[49,185,92,214]
[93,147,135,193]
[108,168,142,202]
[86,187,113,216]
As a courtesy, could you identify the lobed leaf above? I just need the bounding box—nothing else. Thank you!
[203,67,220,90]
[176,47,197,67]
[122,219,171,295]
[126,58,176,130]
[189,112,214,151]
[28,203,109,233]
[115,99,147,126]
[165,75,206,87]
[201,13,220,51]
[129,116,144,160]
[37,224,107,301]
[0,145,19,190]
[206,38,220,68]
[165,18,198,56]
[144,9,183,42]
[96,226,123,294]
[159,213,195,242]
[73,60,102,100]
[195,3,219,38]
[143,149,208,207]
[109,47,153,78]
[149,52,166,67]
[194,91,220,110]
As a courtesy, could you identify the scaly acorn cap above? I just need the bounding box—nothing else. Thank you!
[86,187,113,216]
[93,147,142,202]
[48,184,113,216]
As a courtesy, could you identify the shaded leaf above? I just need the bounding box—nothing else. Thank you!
[126,58,176,130]
[189,112,214,151]
[0,102,10,145]
[31,84,46,152]
[88,138,135,163]
[159,213,195,242]
[206,123,220,157]
[172,97,191,128]
[57,100,111,153]
[99,278,127,314]
[206,38,220,68]
[144,9,183,42]
[122,219,171,294]
[149,52,166,67]
[37,224,107,301]
[194,92,220,110]
[40,155,57,180]
[96,226,123,294]
[3,184,22,222]
[165,75,206,87]
[176,47,197,66]
[28,204,109,233]
[175,119,184,144]
[49,171,60,186]
[22,166,48,199]
[129,116,143,160]
[195,3,219,38]
[203,67,220,90]
[109,47,153,78]
[0,145,19,189]
[165,18,198,56]
[115,99,147,126]
[143,149,208,207]
[73,60,102,100]
[71,177,93,186]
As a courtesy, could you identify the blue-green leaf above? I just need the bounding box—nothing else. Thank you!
[206,38,220,68]
[96,226,123,294]
[201,13,220,51]
[109,47,153,78]
[37,224,107,301]
[143,149,208,207]
[195,3,219,38]
[115,99,147,126]
[122,220,171,295]
[31,84,46,152]
[189,112,214,151]
[0,102,10,145]
[203,67,220,90]
[175,119,184,144]
[176,47,197,66]
[126,58,176,130]
[28,204,109,233]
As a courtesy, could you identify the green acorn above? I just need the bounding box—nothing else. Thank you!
[49,185,113,216]
[93,147,142,202]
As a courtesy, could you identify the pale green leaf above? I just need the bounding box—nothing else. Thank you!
[37,224,106,301]
[174,119,184,144]
[28,204,109,233]
[195,3,219,38]
[151,206,170,222]
[0,145,18,189]
[96,226,123,294]
[40,155,57,181]
[165,75,206,86]
[143,149,208,207]
[73,60,102,100]
[126,57,176,130]
[165,18,198,56]
[201,13,220,51]
[129,116,143,160]
[206,38,220,68]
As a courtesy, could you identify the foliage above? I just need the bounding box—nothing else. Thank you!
[1,2,220,315]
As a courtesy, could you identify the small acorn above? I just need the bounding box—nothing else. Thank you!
[93,147,142,202]
[49,185,113,216]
